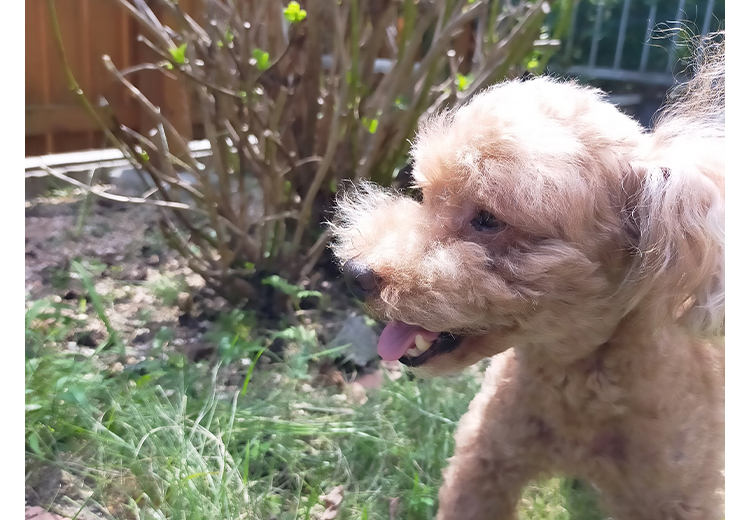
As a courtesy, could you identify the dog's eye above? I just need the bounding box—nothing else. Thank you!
[471,210,506,232]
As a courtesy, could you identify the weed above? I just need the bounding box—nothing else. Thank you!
[148,273,188,306]
[71,259,122,351]
[263,274,323,311]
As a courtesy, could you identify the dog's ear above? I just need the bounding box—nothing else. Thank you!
[622,160,724,335]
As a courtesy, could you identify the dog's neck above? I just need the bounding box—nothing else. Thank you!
[515,308,664,370]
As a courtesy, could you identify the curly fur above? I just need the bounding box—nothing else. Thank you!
[331,35,724,520]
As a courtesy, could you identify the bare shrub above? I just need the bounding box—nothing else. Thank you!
[50,0,559,304]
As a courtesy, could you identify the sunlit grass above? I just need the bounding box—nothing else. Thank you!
[25,299,605,519]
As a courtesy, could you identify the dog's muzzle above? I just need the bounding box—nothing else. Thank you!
[342,259,380,301]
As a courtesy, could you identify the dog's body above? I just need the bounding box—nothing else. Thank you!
[440,325,723,520]
[332,38,724,520]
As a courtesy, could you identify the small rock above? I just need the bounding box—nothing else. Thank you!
[177,292,193,313]
[329,315,379,366]
[354,370,383,389]
[110,362,124,374]
[345,382,368,406]
[124,265,148,281]
[112,288,128,302]
[145,254,161,266]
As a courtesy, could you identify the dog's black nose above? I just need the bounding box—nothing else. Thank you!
[342,260,380,301]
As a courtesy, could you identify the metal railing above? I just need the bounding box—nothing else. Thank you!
[552,0,722,87]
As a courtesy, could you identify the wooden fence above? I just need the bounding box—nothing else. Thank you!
[25,0,198,157]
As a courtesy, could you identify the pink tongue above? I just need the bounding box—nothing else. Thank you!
[377,322,440,361]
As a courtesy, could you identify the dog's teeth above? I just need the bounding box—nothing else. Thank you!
[415,334,433,352]
[405,347,421,357]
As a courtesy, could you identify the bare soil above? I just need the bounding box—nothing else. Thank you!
[25,191,359,362]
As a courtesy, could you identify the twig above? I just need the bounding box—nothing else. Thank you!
[102,54,197,167]
[300,228,332,278]
[42,165,257,247]
[136,34,246,100]
[42,165,195,211]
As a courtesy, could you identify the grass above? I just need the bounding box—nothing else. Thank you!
[25,297,606,520]
[148,273,188,307]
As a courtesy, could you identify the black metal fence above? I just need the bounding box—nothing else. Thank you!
[549,0,724,126]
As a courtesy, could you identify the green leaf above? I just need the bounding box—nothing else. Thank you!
[455,73,474,92]
[297,290,322,299]
[65,385,89,408]
[28,431,43,456]
[71,260,121,351]
[249,440,261,460]
[362,116,379,134]
[525,51,542,71]
[25,403,42,412]
[182,471,219,482]
[240,345,267,397]
[169,43,188,65]
[262,275,299,297]
[252,48,270,71]
[283,1,307,23]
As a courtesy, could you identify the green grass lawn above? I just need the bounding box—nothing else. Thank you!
[25,297,605,520]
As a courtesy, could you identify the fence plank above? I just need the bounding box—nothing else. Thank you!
[26,0,150,156]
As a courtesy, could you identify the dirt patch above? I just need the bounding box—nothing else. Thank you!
[25,194,222,356]
[25,191,375,368]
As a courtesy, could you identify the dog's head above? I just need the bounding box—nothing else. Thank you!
[331,78,724,376]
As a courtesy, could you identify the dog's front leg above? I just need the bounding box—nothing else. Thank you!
[436,357,545,520]
[436,446,539,520]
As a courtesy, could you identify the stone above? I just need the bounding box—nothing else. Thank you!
[329,315,379,366]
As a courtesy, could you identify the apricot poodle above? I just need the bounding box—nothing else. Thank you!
[331,39,724,520]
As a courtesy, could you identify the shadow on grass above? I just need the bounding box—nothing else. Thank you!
[520,477,606,520]
[561,478,606,519]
